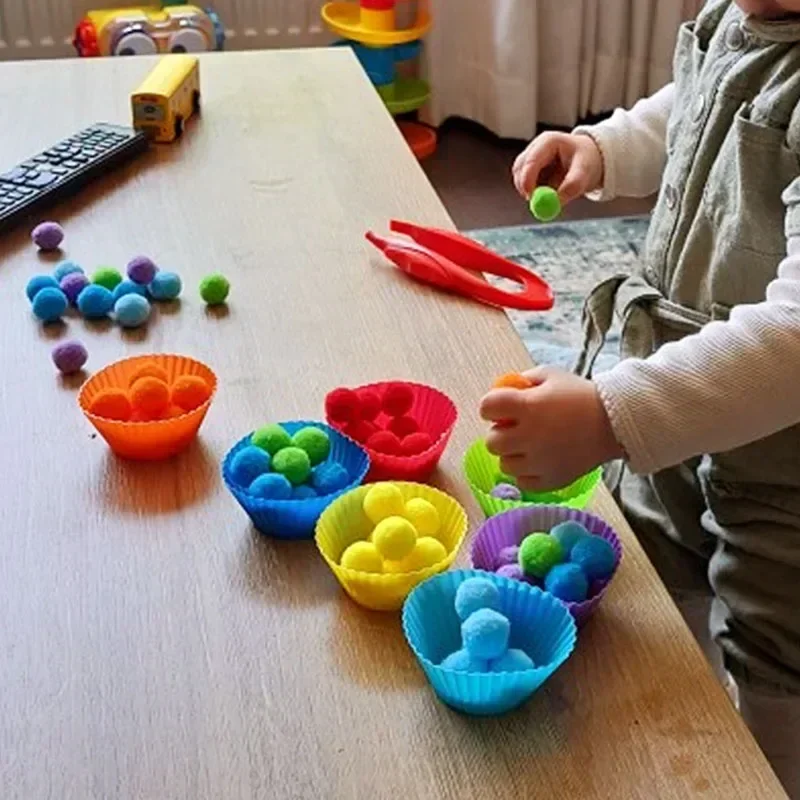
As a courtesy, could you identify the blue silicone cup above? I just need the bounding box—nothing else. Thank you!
[222,421,370,540]
[402,569,577,716]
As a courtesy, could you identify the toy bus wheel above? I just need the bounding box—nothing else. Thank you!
[174,117,184,139]
[192,91,201,114]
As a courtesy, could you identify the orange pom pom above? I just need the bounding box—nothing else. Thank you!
[129,376,170,419]
[493,372,532,390]
[160,405,186,420]
[128,361,169,388]
[170,375,212,412]
[88,388,132,421]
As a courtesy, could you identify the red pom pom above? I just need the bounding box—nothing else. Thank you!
[326,387,361,424]
[367,430,403,455]
[381,383,414,417]
[358,389,381,421]
[388,415,419,439]
[344,420,379,443]
[401,432,434,456]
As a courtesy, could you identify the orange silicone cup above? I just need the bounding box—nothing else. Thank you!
[78,354,217,460]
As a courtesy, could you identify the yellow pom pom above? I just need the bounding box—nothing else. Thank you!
[372,516,417,561]
[340,541,384,573]
[404,497,441,537]
[389,537,448,573]
[363,483,405,525]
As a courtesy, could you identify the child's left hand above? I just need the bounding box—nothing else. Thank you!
[479,366,622,492]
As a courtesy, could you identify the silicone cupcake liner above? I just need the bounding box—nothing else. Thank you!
[315,482,467,611]
[78,353,217,461]
[402,569,577,715]
[222,421,369,541]
[463,438,601,517]
[326,381,457,483]
[471,506,623,626]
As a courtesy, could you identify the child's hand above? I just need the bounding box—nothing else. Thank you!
[512,132,603,203]
[479,366,621,492]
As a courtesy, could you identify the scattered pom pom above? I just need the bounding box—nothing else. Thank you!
[461,608,510,661]
[400,431,434,456]
[549,521,590,558]
[114,294,151,328]
[51,340,88,374]
[89,388,132,421]
[381,383,414,417]
[455,577,502,621]
[148,271,182,301]
[60,272,90,304]
[249,472,292,500]
[199,273,230,305]
[170,375,212,411]
[441,648,488,672]
[91,267,123,291]
[372,516,417,561]
[126,256,158,286]
[230,446,272,486]
[344,420,379,444]
[495,545,520,570]
[32,287,67,322]
[77,285,114,319]
[340,541,384,573]
[53,260,83,282]
[519,532,564,579]
[544,563,590,603]
[112,279,148,303]
[388,415,419,439]
[291,427,331,466]
[272,446,312,486]
[490,648,535,672]
[530,185,561,223]
[292,485,318,500]
[129,376,170,419]
[403,497,440,537]
[492,372,532,390]
[251,424,292,455]
[393,536,447,572]
[570,535,616,582]
[128,362,169,387]
[366,430,402,455]
[31,221,63,251]
[310,462,350,495]
[26,274,59,302]
[363,483,405,524]
[495,563,528,582]
[358,389,381,420]
[491,483,522,501]
[325,387,361,424]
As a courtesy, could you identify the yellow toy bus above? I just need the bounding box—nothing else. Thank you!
[131,54,200,143]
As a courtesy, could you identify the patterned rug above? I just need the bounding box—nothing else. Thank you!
[470,216,650,373]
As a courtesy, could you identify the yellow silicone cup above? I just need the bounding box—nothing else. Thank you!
[315,482,468,611]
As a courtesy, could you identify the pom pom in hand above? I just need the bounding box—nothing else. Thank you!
[490,648,535,672]
[400,431,434,456]
[325,387,360,424]
[310,462,350,495]
[403,497,440,537]
[148,271,182,301]
[31,221,63,251]
[363,483,405,524]
[372,516,417,561]
[358,389,381,420]
[130,377,170,419]
[114,294,151,328]
[491,483,522,501]
[366,430,402,454]
[570,535,616,581]
[26,275,59,302]
[340,541,384,573]
[461,608,510,661]
[249,472,292,500]
[272,446,312,486]
[519,532,564,578]
[89,389,132,421]
[441,649,488,672]
[544,563,589,603]
[530,186,561,223]
[52,340,88,374]
[291,426,331,466]
[230,446,272,486]
[251,424,292,455]
[170,375,212,412]
[199,273,230,305]
[60,272,90,304]
[454,577,501,621]
[77,285,114,318]
[127,256,158,285]
[387,415,419,439]
[91,267,123,291]
[492,372,532,390]
[549,521,590,558]
[381,383,414,417]
[32,287,67,322]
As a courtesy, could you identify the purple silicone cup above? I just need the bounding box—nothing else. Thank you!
[471,505,623,627]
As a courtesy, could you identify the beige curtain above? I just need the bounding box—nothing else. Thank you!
[423,0,704,139]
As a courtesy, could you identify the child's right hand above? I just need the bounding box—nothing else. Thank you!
[512,132,604,204]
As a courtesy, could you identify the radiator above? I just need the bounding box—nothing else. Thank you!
[0,0,331,61]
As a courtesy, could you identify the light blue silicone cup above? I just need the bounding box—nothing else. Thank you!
[402,569,577,716]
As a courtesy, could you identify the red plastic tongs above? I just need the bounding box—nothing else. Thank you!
[365,220,554,311]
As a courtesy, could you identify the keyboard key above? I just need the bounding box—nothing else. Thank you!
[62,160,79,169]
[26,172,57,188]
[72,154,89,163]
[1,167,27,182]
[49,165,68,175]
[33,155,49,163]
[16,186,34,195]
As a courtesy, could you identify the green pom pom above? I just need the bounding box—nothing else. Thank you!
[91,267,123,291]
[518,532,564,578]
[529,186,561,223]
[199,273,230,305]
[291,426,331,466]
[252,424,292,455]
[272,446,312,486]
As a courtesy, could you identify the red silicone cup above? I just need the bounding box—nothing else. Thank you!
[470,506,623,626]
[326,381,457,482]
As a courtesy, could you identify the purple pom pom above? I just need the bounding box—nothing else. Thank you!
[495,545,519,570]
[60,272,90,304]
[31,221,64,251]
[491,483,522,501]
[496,563,526,582]
[127,256,158,285]
[51,340,88,374]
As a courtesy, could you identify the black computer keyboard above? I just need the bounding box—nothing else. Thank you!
[0,123,149,234]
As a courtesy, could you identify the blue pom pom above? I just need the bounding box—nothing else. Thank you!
[461,608,510,661]
[230,446,271,487]
[31,287,68,322]
[310,462,350,495]
[77,285,114,318]
[490,648,535,672]
[53,260,83,282]
[26,274,59,302]
[570,535,616,581]
[249,473,292,500]
[544,563,589,602]
[292,485,318,500]
[441,648,489,672]
[112,279,148,303]
[454,577,501,621]
[114,294,151,328]
[550,521,590,557]
[148,271,182,301]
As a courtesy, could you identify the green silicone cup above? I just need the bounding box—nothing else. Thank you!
[463,439,602,518]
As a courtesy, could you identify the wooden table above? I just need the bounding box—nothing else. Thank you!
[0,51,786,800]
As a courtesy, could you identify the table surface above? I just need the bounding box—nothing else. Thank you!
[0,50,786,800]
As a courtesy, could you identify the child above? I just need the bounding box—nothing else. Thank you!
[483,1,800,794]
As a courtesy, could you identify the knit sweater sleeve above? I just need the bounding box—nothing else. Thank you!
[574,83,675,201]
